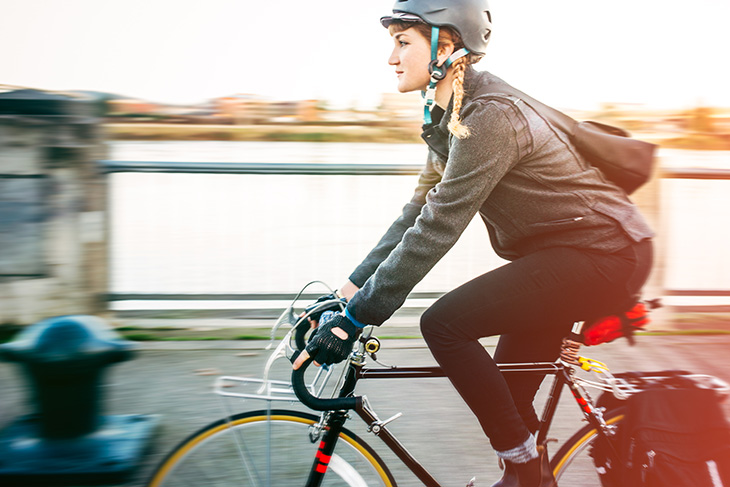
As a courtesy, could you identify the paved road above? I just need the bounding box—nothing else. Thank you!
[2,333,730,487]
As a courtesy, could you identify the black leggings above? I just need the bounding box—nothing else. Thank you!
[420,240,653,452]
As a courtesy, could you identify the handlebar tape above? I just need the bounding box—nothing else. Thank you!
[291,356,360,412]
[294,320,309,351]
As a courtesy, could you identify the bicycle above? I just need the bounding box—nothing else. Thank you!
[146,282,730,487]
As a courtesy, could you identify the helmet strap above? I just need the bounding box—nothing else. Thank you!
[421,25,440,125]
[421,25,470,125]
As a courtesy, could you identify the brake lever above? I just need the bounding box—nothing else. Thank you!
[266,305,298,350]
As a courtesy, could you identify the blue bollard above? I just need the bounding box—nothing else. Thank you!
[0,315,159,485]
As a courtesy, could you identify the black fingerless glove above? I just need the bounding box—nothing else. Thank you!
[305,313,361,365]
[304,293,346,322]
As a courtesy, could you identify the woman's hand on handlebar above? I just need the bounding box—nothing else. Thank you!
[292,312,361,370]
[301,281,359,326]
[303,293,346,326]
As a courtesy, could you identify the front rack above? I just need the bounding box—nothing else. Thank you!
[214,281,350,405]
[213,361,345,404]
[214,376,298,402]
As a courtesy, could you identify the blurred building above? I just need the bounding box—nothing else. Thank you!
[216,94,268,124]
[215,95,319,124]
[269,100,319,123]
[100,89,730,135]
[379,92,422,122]
[107,99,160,116]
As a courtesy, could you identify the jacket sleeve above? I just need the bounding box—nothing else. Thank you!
[347,151,443,287]
[347,101,526,325]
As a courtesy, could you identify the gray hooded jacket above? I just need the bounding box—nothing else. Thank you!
[346,68,654,326]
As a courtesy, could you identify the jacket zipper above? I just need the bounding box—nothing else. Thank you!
[546,216,585,224]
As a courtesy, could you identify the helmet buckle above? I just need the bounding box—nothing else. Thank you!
[428,59,446,80]
[423,87,436,103]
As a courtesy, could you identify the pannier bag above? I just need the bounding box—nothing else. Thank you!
[591,372,730,487]
[620,386,730,486]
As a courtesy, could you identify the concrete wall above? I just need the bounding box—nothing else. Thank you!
[0,90,108,325]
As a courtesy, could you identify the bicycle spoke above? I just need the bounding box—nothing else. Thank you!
[222,400,265,487]
[551,410,624,487]
[229,420,265,487]
[148,410,394,487]
[177,456,222,486]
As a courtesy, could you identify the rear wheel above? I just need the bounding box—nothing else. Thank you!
[550,408,624,487]
[148,409,396,487]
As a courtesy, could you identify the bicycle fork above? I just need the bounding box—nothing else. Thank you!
[305,411,348,487]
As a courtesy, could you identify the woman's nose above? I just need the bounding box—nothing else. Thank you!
[388,48,399,66]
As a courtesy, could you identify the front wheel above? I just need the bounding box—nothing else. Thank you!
[550,408,625,487]
[148,409,396,487]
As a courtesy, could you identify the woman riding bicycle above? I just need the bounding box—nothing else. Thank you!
[293,1,653,485]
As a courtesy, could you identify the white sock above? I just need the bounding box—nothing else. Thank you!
[495,433,538,464]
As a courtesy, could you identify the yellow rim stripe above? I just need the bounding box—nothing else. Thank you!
[150,414,393,487]
[552,414,624,476]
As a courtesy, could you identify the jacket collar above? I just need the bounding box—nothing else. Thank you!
[420,66,483,157]
[421,104,450,159]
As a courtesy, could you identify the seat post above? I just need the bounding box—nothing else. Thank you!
[559,321,585,366]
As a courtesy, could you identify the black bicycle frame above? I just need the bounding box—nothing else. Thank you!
[305,360,603,487]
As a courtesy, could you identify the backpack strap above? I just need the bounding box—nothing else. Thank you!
[468,93,535,159]
[468,77,580,137]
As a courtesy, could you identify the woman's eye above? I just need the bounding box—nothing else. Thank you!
[399,40,408,47]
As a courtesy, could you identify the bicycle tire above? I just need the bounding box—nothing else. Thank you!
[550,408,625,487]
[147,409,396,487]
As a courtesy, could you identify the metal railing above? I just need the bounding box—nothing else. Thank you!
[660,167,730,180]
[102,160,730,314]
[101,160,730,178]
[99,160,424,176]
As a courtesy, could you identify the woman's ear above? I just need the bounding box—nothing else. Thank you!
[437,43,455,66]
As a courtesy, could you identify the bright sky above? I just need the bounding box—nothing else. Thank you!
[2,0,729,111]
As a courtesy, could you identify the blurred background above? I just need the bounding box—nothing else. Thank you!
[1,0,730,330]
[1,3,730,486]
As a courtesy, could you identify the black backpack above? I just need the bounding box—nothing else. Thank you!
[590,372,730,486]
[470,72,658,195]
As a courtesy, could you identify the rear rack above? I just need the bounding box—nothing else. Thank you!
[574,370,730,401]
[559,323,730,400]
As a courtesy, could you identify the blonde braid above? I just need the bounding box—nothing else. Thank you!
[447,56,470,139]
